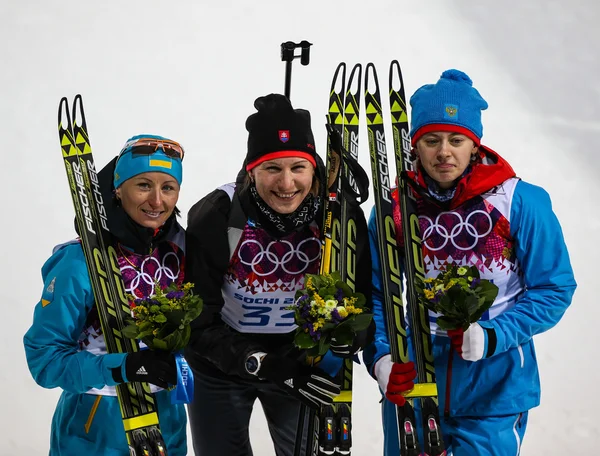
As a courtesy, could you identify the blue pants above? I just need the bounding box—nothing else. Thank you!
[382,398,528,456]
[188,368,307,456]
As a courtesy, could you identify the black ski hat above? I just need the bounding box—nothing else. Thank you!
[244,94,317,171]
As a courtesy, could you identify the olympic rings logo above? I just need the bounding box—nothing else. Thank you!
[420,210,493,251]
[238,237,321,277]
[121,251,180,294]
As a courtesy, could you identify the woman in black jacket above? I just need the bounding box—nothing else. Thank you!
[184,94,372,455]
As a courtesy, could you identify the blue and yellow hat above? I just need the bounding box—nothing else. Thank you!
[409,69,488,146]
[113,134,184,188]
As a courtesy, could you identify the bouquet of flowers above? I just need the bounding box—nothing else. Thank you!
[122,281,203,352]
[287,272,373,356]
[416,265,498,331]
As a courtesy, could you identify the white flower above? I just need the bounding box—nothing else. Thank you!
[325,300,337,310]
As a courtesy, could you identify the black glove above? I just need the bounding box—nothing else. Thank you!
[258,355,341,410]
[112,350,176,389]
[330,320,376,358]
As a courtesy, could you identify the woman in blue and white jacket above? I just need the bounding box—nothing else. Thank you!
[364,70,577,456]
[24,135,188,455]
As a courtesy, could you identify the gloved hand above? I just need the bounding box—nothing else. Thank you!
[112,350,177,389]
[374,354,416,406]
[259,354,341,410]
[447,323,492,362]
[330,320,376,358]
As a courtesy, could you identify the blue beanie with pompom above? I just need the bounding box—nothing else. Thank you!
[409,69,488,146]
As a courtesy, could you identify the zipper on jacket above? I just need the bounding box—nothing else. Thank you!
[84,396,102,434]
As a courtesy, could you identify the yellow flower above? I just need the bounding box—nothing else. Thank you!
[336,306,349,319]
[306,277,316,293]
[424,289,435,300]
[345,304,363,315]
[342,296,358,307]
[313,293,326,308]
[445,278,458,290]
[457,267,468,276]
[312,317,326,331]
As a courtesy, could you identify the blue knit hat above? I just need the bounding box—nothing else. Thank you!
[113,134,183,188]
[409,69,488,146]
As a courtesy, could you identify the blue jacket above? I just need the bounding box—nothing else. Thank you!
[364,171,576,417]
[23,238,187,455]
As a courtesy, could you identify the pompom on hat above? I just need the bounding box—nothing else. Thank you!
[409,69,488,146]
[113,134,183,188]
[244,94,317,171]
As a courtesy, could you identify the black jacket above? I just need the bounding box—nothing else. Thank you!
[184,177,372,380]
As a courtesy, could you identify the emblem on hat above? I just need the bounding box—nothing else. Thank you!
[444,104,458,118]
[279,130,290,143]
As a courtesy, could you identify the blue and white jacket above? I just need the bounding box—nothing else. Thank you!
[364,146,576,416]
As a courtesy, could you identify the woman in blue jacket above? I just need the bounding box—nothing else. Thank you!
[364,70,577,455]
[24,135,188,455]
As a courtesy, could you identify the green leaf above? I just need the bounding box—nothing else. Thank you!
[154,314,167,324]
[332,324,354,345]
[138,321,153,332]
[152,338,169,351]
[180,324,191,348]
[163,330,184,352]
[336,281,354,297]
[165,310,186,326]
[121,324,139,339]
[319,286,337,298]
[464,294,481,316]
[295,331,317,349]
[470,297,495,323]
[317,334,330,356]
[137,328,155,339]
[328,271,342,283]
[350,313,373,331]
[354,292,367,308]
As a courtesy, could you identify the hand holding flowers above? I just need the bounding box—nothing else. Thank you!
[122,281,203,352]
[287,272,373,357]
[416,265,498,331]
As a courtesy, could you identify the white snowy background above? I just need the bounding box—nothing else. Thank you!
[3,0,599,454]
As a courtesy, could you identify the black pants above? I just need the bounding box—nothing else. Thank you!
[188,368,307,456]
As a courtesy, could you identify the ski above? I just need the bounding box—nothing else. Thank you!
[296,62,366,456]
[298,61,347,456]
[58,95,168,456]
[332,62,363,456]
[388,60,445,456]
[365,62,445,456]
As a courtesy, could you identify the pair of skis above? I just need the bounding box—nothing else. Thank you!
[58,95,168,456]
[366,62,446,455]
[295,62,367,456]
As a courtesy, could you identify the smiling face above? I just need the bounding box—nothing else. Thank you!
[249,157,315,214]
[115,172,180,229]
[415,132,479,189]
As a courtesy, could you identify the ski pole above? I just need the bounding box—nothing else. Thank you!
[280,40,312,100]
